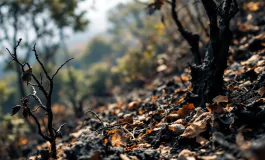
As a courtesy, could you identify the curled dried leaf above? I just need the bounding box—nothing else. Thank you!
[21,68,32,86]
[177,103,195,118]
[11,105,22,116]
[111,129,127,147]
[181,112,212,138]
[22,107,31,120]
[206,103,224,114]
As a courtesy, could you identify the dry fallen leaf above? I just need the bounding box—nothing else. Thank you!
[70,129,87,138]
[128,101,138,110]
[241,54,260,66]
[157,145,171,156]
[181,112,212,138]
[196,136,209,146]
[120,154,130,160]
[156,64,167,72]
[254,66,264,74]
[173,97,184,105]
[117,118,134,124]
[212,95,228,105]
[111,129,127,147]
[168,124,185,135]
[225,104,234,112]
[107,129,117,135]
[206,103,224,114]
[124,144,138,152]
[181,75,190,81]
[258,86,265,96]
[178,149,196,160]
[177,103,195,118]
[243,2,260,11]
[168,113,179,120]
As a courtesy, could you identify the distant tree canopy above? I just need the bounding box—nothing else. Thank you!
[0,0,89,98]
[81,37,113,67]
[0,81,12,115]
[0,0,88,49]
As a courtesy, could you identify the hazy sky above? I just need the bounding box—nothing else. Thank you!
[67,0,132,47]
[0,0,133,63]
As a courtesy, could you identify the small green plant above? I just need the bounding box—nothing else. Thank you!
[7,39,73,159]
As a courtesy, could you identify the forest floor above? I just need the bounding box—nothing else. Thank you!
[28,7,265,160]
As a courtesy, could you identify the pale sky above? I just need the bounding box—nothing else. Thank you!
[66,0,132,47]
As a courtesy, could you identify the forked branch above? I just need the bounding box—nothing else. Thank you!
[9,39,73,159]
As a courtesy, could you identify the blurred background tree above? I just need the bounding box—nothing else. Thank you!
[0,0,88,98]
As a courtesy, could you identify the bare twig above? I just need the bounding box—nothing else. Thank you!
[123,126,136,140]
[84,110,104,126]
[28,109,51,141]
[29,86,47,111]
[96,122,133,133]
[52,58,74,79]
[33,43,51,80]
[171,0,201,65]
[32,106,41,112]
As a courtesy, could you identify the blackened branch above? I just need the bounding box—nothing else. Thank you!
[28,110,51,141]
[30,86,47,111]
[52,58,74,80]
[201,0,219,60]
[7,38,72,158]
[33,43,51,81]
[31,74,49,98]
[171,0,201,65]
[84,110,104,127]
[219,0,238,26]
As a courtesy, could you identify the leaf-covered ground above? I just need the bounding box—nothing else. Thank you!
[26,2,265,160]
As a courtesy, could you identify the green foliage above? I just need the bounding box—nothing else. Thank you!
[112,45,158,83]
[0,113,29,159]
[80,36,113,68]
[44,0,89,31]
[0,80,14,115]
[0,0,89,68]
[87,62,115,96]
[0,114,29,143]
[58,67,89,105]
[107,1,169,52]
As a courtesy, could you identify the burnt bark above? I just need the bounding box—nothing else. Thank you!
[171,0,238,107]
[171,0,201,65]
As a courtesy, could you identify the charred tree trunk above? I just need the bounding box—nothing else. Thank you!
[171,0,238,107]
